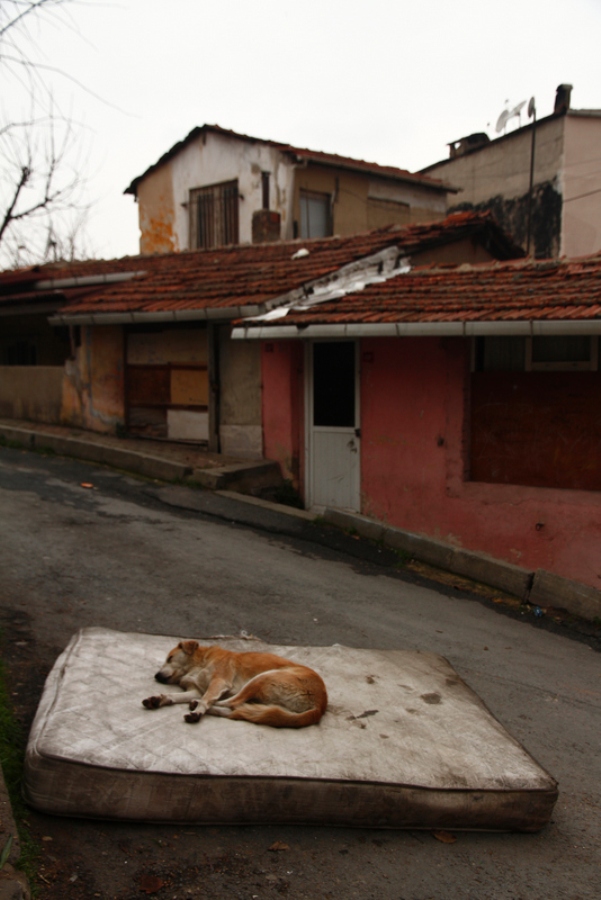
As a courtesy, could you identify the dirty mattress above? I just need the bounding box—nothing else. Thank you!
[23,627,557,830]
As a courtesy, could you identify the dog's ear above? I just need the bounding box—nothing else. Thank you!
[178,640,199,655]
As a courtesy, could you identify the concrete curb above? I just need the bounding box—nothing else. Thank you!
[193,461,282,493]
[530,570,601,622]
[321,508,601,622]
[0,425,193,483]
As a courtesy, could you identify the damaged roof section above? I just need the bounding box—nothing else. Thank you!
[233,255,601,340]
[0,211,523,325]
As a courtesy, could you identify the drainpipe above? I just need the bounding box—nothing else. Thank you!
[208,323,220,453]
[526,97,537,256]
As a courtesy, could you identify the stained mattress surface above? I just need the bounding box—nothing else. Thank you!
[23,627,558,830]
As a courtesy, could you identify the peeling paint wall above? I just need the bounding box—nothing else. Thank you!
[169,132,295,250]
[425,117,565,257]
[219,328,263,458]
[61,326,125,433]
[135,131,448,253]
[137,164,178,255]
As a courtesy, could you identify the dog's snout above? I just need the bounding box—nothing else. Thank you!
[155,671,169,684]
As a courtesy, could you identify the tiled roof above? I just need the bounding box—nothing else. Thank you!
[0,212,523,318]
[247,256,601,328]
[48,228,407,317]
[124,124,451,196]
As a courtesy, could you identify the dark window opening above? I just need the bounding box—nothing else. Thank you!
[474,336,525,371]
[261,172,270,210]
[313,341,355,427]
[5,341,36,365]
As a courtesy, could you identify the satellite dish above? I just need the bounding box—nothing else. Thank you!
[528,96,536,118]
[496,109,510,133]
[495,100,526,133]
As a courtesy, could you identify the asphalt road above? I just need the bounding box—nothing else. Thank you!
[0,446,599,900]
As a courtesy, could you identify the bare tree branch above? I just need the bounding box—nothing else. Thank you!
[0,0,93,266]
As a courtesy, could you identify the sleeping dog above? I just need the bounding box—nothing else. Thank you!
[142,641,327,728]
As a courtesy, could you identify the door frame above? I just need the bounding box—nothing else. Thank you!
[304,339,361,510]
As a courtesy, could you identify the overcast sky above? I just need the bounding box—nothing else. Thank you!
[7,0,601,260]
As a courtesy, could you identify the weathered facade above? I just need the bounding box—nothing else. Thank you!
[125,126,452,255]
[421,86,601,258]
[0,214,522,459]
[234,255,601,591]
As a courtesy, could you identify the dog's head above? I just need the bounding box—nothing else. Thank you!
[154,640,200,684]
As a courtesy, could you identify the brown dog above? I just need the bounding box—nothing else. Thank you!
[142,641,327,728]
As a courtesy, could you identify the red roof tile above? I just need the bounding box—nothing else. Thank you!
[0,212,523,318]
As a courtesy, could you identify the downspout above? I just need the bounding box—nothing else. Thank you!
[208,323,220,453]
[526,97,537,256]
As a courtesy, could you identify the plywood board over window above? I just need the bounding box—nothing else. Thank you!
[125,327,209,441]
[170,367,209,406]
[470,371,601,491]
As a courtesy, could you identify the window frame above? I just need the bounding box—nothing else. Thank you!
[188,179,239,250]
[298,189,333,239]
[472,335,599,372]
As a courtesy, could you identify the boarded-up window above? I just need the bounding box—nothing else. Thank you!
[470,371,601,490]
[189,180,239,249]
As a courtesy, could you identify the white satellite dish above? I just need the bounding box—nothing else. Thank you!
[495,100,527,133]
[496,109,511,133]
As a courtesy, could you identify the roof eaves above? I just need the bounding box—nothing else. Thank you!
[233,318,601,341]
[286,149,454,192]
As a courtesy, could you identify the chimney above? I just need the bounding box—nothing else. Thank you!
[554,84,573,115]
[252,209,281,243]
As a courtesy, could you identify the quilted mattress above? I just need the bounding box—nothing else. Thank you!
[23,627,558,831]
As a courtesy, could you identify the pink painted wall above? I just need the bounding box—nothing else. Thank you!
[262,335,601,591]
[361,336,601,590]
[261,340,304,488]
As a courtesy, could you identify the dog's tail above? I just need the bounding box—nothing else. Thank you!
[226,702,325,728]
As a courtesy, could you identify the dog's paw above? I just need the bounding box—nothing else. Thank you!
[142,696,161,709]
[189,700,198,711]
[184,711,202,724]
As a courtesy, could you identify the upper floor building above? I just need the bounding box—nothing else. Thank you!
[124,125,453,254]
[421,85,601,259]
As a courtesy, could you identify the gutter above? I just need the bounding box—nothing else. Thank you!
[49,305,264,326]
[35,271,146,290]
[232,320,601,340]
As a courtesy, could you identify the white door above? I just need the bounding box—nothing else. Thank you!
[307,340,360,510]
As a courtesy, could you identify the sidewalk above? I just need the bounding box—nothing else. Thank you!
[0,418,283,495]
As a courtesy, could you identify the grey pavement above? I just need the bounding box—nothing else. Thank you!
[1,417,600,623]
[0,417,600,899]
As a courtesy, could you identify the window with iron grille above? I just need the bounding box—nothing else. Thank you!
[189,180,239,249]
